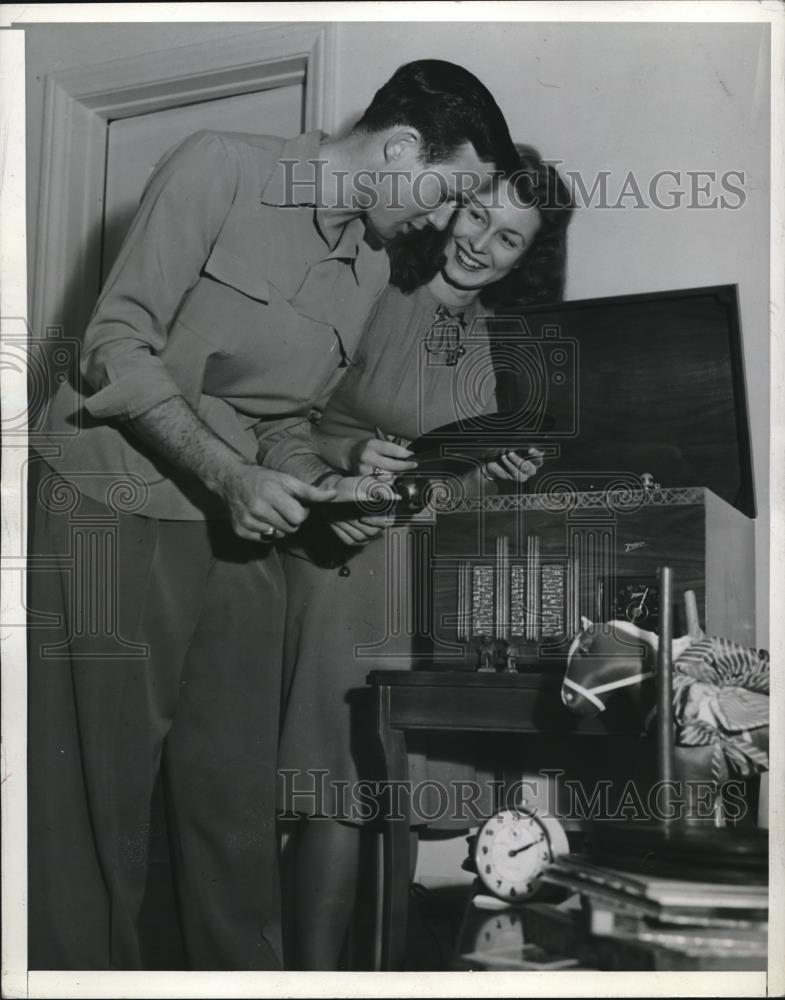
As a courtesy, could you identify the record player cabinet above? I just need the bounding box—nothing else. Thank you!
[410,485,755,669]
[388,285,758,668]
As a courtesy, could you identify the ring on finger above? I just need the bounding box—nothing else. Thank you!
[259,526,277,541]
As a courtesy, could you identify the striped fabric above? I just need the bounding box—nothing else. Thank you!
[672,636,769,779]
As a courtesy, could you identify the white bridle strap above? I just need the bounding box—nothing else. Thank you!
[563,671,655,712]
[562,677,605,711]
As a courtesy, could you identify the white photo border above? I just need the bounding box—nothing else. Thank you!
[1,3,782,998]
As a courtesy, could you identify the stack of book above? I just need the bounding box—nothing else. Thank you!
[527,856,768,970]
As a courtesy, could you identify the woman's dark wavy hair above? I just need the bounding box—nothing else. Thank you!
[387,144,574,309]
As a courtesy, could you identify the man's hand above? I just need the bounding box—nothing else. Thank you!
[329,474,396,504]
[483,447,545,483]
[128,395,335,540]
[218,465,337,541]
[350,438,417,479]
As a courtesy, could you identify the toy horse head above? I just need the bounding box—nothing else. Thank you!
[561,617,659,718]
[562,617,696,719]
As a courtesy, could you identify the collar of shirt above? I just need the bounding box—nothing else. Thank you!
[260,129,365,270]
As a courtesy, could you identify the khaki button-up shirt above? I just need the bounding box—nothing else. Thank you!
[41,129,389,519]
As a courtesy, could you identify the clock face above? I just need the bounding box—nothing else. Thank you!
[611,576,660,627]
[474,808,559,901]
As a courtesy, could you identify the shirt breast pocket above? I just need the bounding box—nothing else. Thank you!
[180,248,338,405]
[201,244,272,304]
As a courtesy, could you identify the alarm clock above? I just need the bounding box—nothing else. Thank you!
[473,807,570,902]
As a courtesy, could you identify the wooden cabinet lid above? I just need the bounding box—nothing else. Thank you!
[490,285,755,518]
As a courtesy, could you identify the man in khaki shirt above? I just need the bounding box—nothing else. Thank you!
[28,59,517,970]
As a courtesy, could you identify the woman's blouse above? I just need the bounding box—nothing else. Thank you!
[313,282,498,470]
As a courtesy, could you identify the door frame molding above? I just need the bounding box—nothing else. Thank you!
[31,22,337,341]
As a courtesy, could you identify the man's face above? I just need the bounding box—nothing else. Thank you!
[364,140,493,243]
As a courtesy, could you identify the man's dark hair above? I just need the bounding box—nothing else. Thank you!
[353,59,518,171]
[388,144,574,309]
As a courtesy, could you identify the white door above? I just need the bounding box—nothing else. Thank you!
[32,24,332,348]
[102,84,304,279]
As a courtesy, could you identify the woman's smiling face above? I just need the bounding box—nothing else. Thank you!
[442,180,542,290]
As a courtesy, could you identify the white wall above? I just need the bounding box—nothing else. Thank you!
[332,21,771,643]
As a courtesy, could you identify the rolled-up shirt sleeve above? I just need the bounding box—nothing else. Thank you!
[81,130,239,421]
[310,429,359,474]
[256,417,338,483]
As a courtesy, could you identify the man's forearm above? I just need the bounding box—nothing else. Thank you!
[129,394,248,499]
[127,395,338,540]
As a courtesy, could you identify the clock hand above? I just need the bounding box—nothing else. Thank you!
[508,837,544,858]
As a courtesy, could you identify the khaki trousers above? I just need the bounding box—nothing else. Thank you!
[28,460,285,970]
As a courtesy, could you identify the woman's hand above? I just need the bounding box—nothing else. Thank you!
[330,514,392,546]
[482,447,545,483]
[326,475,397,547]
[350,438,418,479]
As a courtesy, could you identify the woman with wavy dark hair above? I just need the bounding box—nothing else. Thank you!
[389,144,570,308]
[278,146,573,970]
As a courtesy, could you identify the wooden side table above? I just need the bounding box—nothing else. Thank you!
[367,669,643,970]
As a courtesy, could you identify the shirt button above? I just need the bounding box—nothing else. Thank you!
[308,408,321,424]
